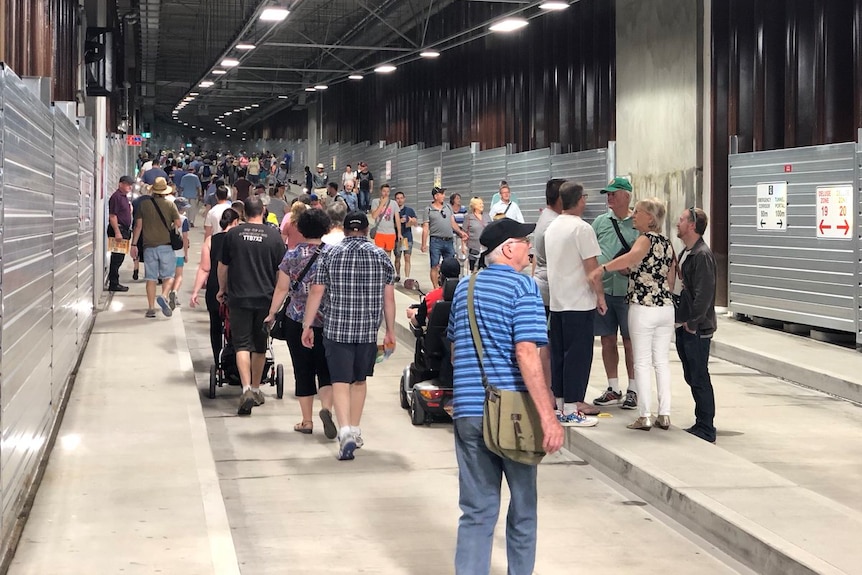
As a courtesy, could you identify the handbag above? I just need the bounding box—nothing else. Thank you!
[271,246,322,341]
[369,202,386,239]
[466,273,545,465]
[148,196,184,251]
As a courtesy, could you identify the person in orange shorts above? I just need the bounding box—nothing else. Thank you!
[369,183,402,257]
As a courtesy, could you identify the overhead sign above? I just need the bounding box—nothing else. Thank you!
[816,185,853,238]
[756,182,787,231]
[126,135,143,146]
[140,131,152,139]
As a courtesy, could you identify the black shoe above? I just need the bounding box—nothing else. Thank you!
[132,270,139,281]
[685,427,716,444]
[108,284,129,292]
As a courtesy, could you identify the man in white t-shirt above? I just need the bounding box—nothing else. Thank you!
[544,181,606,428]
[204,186,232,237]
[488,184,525,223]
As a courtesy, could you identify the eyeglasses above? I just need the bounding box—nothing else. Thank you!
[505,237,531,247]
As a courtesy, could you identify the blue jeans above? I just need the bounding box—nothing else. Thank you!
[429,236,455,268]
[454,417,537,575]
[359,188,370,211]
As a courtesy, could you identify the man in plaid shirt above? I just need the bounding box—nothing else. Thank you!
[302,210,397,460]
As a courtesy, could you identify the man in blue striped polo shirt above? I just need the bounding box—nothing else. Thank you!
[447,218,564,575]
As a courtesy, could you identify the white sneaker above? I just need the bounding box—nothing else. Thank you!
[560,412,598,427]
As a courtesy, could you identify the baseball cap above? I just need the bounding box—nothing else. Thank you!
[344,210,369,231]
[254,183,265,190]
[316,163,325,169]
[432,186,446,197]
[119,175,134,184]
[478,218,536,268]
[439,257,461,279]
[309,193,319,202]
[601,176,632,194]
[174,197,191,210]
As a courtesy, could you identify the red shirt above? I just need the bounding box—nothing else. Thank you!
[424,287,444,315]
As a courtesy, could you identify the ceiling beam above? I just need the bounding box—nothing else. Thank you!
[263,42,413,52]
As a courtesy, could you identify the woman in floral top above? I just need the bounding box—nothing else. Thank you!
[589,198,676,431]
[265,208,337,438]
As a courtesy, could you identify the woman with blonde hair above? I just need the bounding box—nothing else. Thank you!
[463,196,492,271]
[589,197,676,431]
[281,200,308,248]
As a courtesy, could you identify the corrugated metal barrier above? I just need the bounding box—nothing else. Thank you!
[0,65,108,549]
[728,141,860,339]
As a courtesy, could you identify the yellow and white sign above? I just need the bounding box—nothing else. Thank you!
[816,185,853,239]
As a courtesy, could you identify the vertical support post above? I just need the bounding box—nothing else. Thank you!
[607,140,617,181]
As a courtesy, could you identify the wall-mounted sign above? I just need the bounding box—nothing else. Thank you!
[385,160,392,181]
[756,182,787,231]
[126,135,143,146]
[433,166,442,189]
[816,185,853,238]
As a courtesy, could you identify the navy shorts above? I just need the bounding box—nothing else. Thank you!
[323,338,376,384]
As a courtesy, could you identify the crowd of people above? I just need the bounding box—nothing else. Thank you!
[110,148,718,574]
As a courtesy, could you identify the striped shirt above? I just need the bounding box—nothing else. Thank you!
[446,265,548,419]
[315,235,394,343]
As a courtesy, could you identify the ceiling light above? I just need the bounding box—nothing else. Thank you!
[314,84,328,90]
[305,87,317,92]
[199,81,214,87]
[374,64,396,73]
[420,50,440,58]
[212,131,216,134]
[260,8,289,21]
[349,74,364,80]
[539,1,569,9]
[189,92,199,96]
[183,97,194,101]
[278,95,289,99]
[224,112,232,116]
[212,70,227,75]
[221,58,240,67]
[489,18,528,32]
[236,43,256,50]
[252,104,259,107]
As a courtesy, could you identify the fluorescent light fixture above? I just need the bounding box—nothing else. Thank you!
[539,1,569,9]
[314,84,328,90]
[374,64,397,73]
[420,50,440,58]
[189,92,199,96]
[349,74,364,80]
[251,103,260,107]
[213,70,227,75]
[236,43,256,50]
[489,18,528,32]
[224,112,232,116]
[278,95,289,99]
[212,131,216,134]
[183,97,194,101]
[305,87,317,92]
[260,8,289,21]
[199,81,214,87]
[221,58,240,67]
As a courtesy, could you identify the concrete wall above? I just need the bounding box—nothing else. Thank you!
[615,0,703,234]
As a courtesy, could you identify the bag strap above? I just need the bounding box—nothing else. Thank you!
[466,272,490,391]
[290,245,322,291]
[147,196,175,233]
[610,217,631,252]
[503,202,511,215]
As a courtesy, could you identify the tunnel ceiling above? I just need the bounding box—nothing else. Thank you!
[134,0,573,138]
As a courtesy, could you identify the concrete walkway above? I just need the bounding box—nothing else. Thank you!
[8,220,862,574]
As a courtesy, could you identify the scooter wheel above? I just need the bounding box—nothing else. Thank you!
[400,375,410,410]
[276,364,284,399]
[208,364,217,399]
[410,390,426,426]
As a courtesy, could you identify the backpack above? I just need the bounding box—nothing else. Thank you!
[201,164,212,179]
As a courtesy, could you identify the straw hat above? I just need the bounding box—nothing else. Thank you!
[150,177,170,194]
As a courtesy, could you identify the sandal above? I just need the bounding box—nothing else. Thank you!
[293,420,313,434]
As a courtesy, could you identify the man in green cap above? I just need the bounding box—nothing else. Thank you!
[591,177,640,410]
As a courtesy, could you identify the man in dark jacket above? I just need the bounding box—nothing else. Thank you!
[675,207,717,443]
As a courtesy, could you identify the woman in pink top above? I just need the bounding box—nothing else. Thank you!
[281,201,307,248]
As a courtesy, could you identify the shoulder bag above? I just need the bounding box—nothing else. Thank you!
[271,246,322,341]
[467,272,545,465]
[493,202,512,221]
[148,196,184,251]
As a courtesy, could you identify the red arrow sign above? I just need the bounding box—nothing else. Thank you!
[838,219,850,235]
[819,220,832,234]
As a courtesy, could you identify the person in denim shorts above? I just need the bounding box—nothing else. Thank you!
[421,186,467,289]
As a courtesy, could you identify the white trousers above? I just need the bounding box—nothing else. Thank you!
[627,304,675,417]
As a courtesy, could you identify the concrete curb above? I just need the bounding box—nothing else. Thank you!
[710,338,862,405]
[565,429,847,575]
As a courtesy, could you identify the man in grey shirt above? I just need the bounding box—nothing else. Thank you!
[313,163,328,192]
[421,186,468,288]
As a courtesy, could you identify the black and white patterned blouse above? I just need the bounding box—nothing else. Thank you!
[627,232,674,306]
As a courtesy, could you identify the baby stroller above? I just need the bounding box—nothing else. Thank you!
[209,302,284,400]
[399,278,458,425]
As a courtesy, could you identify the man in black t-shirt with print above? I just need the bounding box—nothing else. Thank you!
[218,196,286,415]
